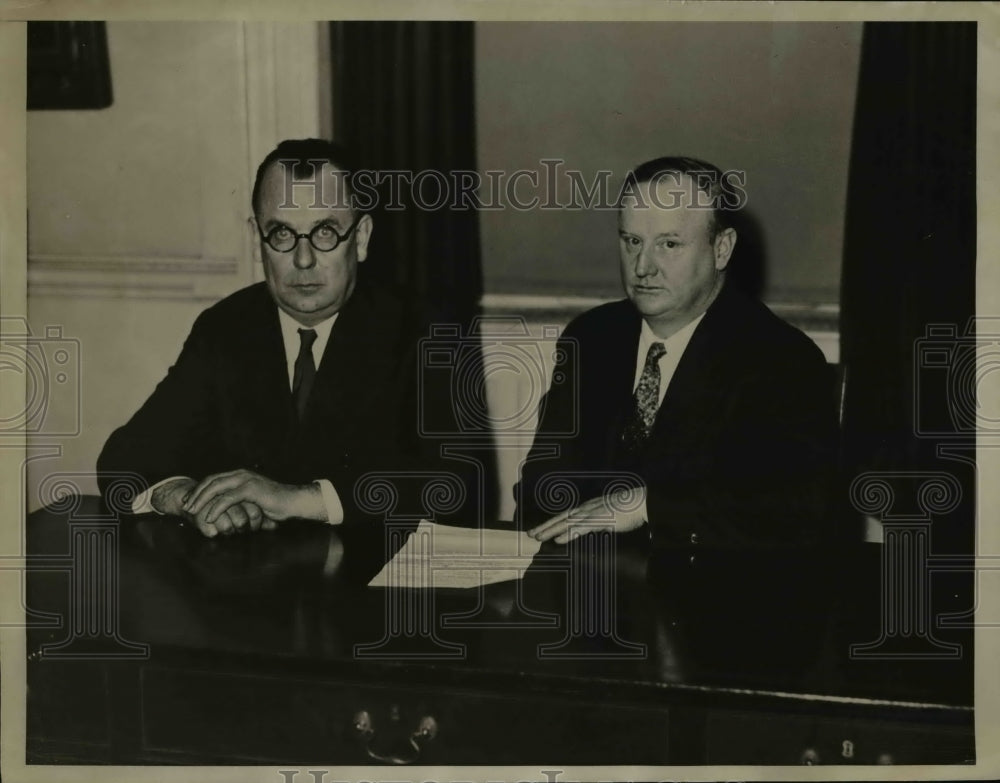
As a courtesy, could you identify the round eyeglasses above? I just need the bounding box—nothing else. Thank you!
[257,216,360,253]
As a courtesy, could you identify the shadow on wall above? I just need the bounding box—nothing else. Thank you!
[726,209,768,301]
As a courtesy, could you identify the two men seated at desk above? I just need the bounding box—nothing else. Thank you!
[98,146,837,555]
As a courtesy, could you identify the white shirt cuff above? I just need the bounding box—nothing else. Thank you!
[131,476,191,514]
[315,479,344,525]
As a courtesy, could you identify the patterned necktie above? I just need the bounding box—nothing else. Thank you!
[621,341,666,451]
[292,328,318,420]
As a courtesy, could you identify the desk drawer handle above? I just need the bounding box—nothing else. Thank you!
[351,710,438,765]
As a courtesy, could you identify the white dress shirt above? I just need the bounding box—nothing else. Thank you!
[632,311,706,405]
[276,308,338,388]
[131,308,345,524]
[626,312,705,528]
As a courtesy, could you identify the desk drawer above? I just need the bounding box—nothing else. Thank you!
[706,709,974,765]
[139,666,670,764]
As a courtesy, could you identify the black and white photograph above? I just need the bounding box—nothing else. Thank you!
[1,3,996,781]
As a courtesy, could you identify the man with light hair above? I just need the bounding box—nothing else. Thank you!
[520,156,838,553]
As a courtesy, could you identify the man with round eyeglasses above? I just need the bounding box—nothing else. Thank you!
[98,138,460,540]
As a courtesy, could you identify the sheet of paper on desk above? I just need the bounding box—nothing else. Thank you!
[367,520,542,589]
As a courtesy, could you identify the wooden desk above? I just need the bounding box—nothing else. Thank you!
[25,496,974,766]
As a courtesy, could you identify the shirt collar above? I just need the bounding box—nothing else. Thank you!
[638,310,706,359]
[276,307,339,362]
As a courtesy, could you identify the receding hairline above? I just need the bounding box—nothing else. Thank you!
[617,167,732,239]
[619,169,717,202]
[252,158,356,217]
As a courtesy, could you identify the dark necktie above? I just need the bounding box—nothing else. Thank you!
[292,328,318,420]
[621,341,667,451]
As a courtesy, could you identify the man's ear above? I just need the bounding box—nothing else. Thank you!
[247,217,262,265]
[354,213,373,263]
[713,227,737,271]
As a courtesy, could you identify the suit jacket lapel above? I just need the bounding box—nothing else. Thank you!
[647,286,734,456]
[599,304,643,462]
[227,288,295,464]
[300,281,394,449]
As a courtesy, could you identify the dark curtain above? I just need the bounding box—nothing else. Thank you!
[331,22,482,325]
[840,22,976,554]
[330,22,497,521]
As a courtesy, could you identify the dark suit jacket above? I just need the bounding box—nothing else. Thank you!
[514,282,839,550]
[97,276,470,524]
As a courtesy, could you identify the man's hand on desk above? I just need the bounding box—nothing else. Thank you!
[183,470,327,532]
[528,486,648,544]
[151,477,276,538]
